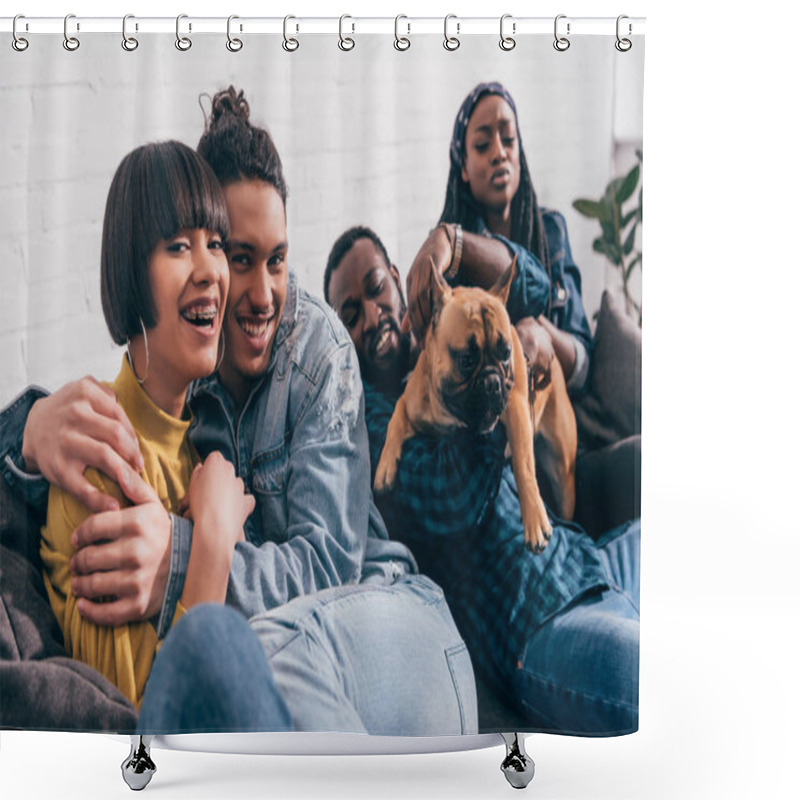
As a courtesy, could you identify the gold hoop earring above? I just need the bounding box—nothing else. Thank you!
[215,329,226,371]
[127,318,150,384]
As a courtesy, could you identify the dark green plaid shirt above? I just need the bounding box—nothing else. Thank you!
[364,225,608,690]
[364,381,608,690]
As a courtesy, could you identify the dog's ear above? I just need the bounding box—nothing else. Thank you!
[429,256,451,332]
[489,255,516,307]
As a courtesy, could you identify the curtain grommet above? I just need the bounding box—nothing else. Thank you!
[122,14,139,51]
[175,14,192,51]
[63,14,80,51]
[615,15,632,52]
[226,15,243,52]
[12,14,29,51]
[338,14,355,51]
[394,15,411,51]
[553,14,570,52]
[444,14,460,51]
[282,15,299,52]
[500,14,516,51]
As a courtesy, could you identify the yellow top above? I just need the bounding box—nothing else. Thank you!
[40,355,197,708]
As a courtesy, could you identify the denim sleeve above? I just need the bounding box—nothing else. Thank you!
[225,343,367,618]
[481,233,551,324]
[363,382,505,540]
[0,386,51,520]
[154,514,193,640]
[545,210,593,356]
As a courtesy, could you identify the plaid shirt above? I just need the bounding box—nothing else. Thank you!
[364,385,608,690]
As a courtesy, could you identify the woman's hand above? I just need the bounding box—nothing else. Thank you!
[181,452,255,608]
[188,452,254,546]
[22,377,144,513]
[515,316,555,391]
[405,225,453,343]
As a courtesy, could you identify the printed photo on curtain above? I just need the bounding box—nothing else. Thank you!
[0,29,643,745]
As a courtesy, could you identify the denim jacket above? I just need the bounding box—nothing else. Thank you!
[472,210,593,393]
[0,272,416,635]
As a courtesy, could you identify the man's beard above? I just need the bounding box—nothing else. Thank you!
[361,320,411,396]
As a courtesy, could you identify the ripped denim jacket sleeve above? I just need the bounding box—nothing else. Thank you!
[225,340,368,618]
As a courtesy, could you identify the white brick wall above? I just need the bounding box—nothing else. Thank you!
[1,33,644,406]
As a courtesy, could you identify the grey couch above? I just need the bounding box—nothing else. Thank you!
[0,289,640,731]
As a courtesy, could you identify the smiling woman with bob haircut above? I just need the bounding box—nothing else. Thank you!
[39,139,292,733]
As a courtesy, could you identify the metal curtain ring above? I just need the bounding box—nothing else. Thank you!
[339,14,355,51]
[444,14,460,51]
[283,15,299,51]
[615,14,632,51]
[394,14,410,51]
[553,14,570,52]
[63,13,80,51]
[122,14,139,51]
[12,14,29,51]
[500,14,516,51]
[176,14,192,51]
[227,15,243,51]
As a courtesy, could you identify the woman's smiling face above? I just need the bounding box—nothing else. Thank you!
[145,227,229,394]
[460,94,521,217]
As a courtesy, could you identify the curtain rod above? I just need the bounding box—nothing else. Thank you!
[1,15,646,37]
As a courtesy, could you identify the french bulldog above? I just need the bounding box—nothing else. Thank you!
[373,257,577,553]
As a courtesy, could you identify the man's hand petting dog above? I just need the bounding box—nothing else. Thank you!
[515,316,555,391]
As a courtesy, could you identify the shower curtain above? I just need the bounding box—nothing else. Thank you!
[1,24,644,738]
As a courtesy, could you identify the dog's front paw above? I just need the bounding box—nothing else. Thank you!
[373,454,399,494]
[524,502,553,555]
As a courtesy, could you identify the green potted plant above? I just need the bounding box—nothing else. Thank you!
[573,151,642,325]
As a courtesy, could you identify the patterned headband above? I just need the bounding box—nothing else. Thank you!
[449,82,520,171]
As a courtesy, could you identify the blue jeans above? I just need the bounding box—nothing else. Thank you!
[137,604,293,734]
[512,520,640,735]
[249,573,478,736]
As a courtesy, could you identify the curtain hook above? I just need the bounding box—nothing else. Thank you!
[12,14,29,52]
[339,14,355,51]
[283,15,299,52]
[444,14,460,51]
[63,13,80,51]
[394,14,411,51]
[615,15,632,51]
[122,14,139,51]
[553,14,570,52]
[227,15,243,51]
[176,14,192,51]
[500,14,516,51]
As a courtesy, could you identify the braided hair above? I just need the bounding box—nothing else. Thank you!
[439,82,551,310]
[197,86,288,203]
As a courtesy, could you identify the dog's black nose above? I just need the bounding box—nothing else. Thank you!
[483,372,503,397]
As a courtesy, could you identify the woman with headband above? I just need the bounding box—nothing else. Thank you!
[406,81,637,534]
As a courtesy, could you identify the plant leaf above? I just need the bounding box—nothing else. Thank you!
[572,199,603,219]
[625,253,642,280]
[600,220,618,243]
[621,210,638,229]
[623,224,637,256]
[615,165,640,204]
[593,238,622,266]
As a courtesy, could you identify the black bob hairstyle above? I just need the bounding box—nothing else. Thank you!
[100,139,229,346]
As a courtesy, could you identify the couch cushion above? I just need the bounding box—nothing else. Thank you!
[574,289,642,450]
[1,544,137,731]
